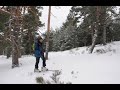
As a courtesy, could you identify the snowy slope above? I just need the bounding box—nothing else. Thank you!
[0,41,120,84]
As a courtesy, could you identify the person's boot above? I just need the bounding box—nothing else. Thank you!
[34,68,40,72]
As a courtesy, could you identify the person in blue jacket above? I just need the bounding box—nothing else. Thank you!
[34,35,48,72]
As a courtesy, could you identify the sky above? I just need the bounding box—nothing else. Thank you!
[39,6,72,33]
[38,6,120,34]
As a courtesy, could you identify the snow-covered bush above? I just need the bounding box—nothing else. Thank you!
[36,70,72,84]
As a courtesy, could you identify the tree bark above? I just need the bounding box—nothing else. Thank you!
[89,6,100,53]
[103,24,106,45]
[11,36,19,68]
[11,7,21,68]
[45,6,51,60]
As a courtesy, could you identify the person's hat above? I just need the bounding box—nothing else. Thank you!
[37,35,43,40]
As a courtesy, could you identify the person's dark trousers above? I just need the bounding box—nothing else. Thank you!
[35,57,40,69]
[41,53,46,67]
[35,54,46,69]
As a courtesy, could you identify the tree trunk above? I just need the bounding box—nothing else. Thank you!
[11,27,20,68]
[9,16,19,68]
[18,40,21,58]
[89,28,98,53]
[11,37,19,68]
[45,6,51,60]
[91,24,95,44]
[11,6,22,67]
[103,25,106,45]
[89,6,100,53]
[2,6,23,68]
[27,30,32,55]
[102,7,107,45]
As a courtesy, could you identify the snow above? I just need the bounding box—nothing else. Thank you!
[0,32,4,36]
[0,41,120,84]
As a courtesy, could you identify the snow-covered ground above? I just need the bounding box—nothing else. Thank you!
[0,41,120,84]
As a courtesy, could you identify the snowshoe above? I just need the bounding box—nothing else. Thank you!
[41,67,48,72]
[34,69,41,72]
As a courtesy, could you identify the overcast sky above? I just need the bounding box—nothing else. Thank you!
[39,6,120,34]
[39,6,72,33]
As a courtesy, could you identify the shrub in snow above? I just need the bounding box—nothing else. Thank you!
[50,70,61,83]
[94,46,116,54]
[36,77,46,84]
[95,49,106,54]
[36,70,72,84]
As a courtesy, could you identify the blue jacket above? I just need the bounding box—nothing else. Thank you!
[34,40,44,57]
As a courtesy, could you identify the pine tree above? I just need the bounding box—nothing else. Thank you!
[22,6,44,54]
[74,6,116,53]
[0,6,44,68]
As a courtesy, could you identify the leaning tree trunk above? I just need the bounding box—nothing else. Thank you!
[89,26,98,53]
[89,6,100,53]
